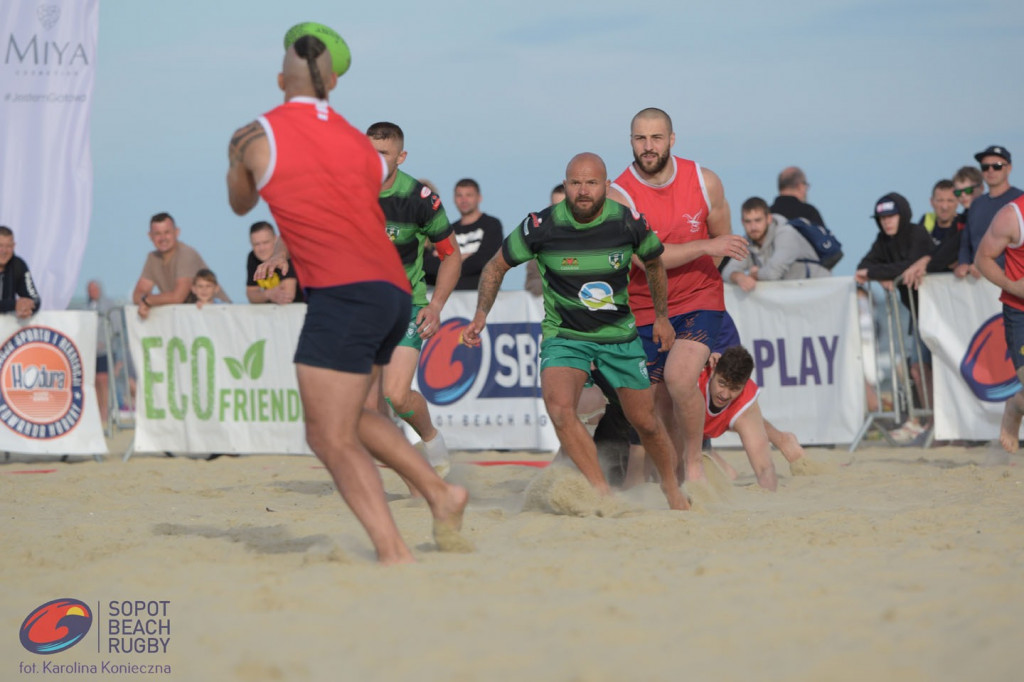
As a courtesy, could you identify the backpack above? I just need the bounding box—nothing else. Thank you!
[789,217,843,269]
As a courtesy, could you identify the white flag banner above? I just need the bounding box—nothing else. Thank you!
[717,277,865,446]
[0,0,99,310]
[125,304,311,455]
[0,311,105,454]
[918,274,1012,440]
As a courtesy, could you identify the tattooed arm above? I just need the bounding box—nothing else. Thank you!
[644,256,675,353]
[227,121,269,215]
[461,251,513,347]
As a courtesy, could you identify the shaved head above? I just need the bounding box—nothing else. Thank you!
[280,36,335,100]
[565,152,607,180]
[564,153,608,223]
[631,107,673,134]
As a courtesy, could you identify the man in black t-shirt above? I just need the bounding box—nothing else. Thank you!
[423,178,503,290]
[769,166,827,226]
[245,220,302,304]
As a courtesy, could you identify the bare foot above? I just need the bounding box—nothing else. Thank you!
[378,550,416,566]
[662,484,691,511]
[999,411,1021,454]
[430,484,474,553]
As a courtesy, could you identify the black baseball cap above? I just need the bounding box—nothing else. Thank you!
[974,145,1011,164]
[872,198,899,218]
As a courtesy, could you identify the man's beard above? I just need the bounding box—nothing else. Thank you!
[569,196,604,223]
[633,148,670,176]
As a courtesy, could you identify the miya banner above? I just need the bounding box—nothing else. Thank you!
[918,274,1011,441]
[0,311,106,455]
[0,1,99,310]
[125,304,310,455]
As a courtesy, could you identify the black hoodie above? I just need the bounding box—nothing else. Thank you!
[858,192,933,316]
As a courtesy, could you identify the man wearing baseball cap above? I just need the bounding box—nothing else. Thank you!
[956,146,1023,279]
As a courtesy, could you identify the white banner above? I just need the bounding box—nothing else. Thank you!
[918,274,1013,440]
[718,277,865,445]
[409,291,558,451]
[125,304,310,455]
[0,311,105,454]
[0,0,99,310]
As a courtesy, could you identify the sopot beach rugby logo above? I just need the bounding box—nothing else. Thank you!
[20,599,93,654]
[0,326,84,439]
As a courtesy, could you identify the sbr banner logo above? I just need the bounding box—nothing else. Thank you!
[0,326,84,439]
[961,314,1021,402]
[418,318,542,405]
[20,598,93,654]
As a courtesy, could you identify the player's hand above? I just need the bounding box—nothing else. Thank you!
[652,316,675,353]
[254,256,288,282]
[706,234,749,261]
[417,304,442,339]
[14,298,34,319]
[461,312,487,347]
[707,351,722,371]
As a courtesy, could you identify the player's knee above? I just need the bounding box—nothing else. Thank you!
[545,402,579,430]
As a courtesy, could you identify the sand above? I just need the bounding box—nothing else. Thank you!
[2,437,1023,682]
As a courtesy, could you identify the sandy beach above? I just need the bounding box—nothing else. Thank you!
[2,436,1023,682]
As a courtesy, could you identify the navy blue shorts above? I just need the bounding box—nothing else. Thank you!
[714,310,741,355]
[1004,305,1024,371]
[639,310,724,384]
[295,282,411,374]
[96,354,109,374]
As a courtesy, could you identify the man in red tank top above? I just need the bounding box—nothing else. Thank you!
[224,24,470,564]
[976,195,1024,454]
[608,108,748,487]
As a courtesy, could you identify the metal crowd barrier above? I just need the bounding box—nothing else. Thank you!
[104,306,136,440]
[849,278,933,451]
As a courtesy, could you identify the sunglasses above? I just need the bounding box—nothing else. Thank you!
[981,162,1007,171]
[953,185,980,197]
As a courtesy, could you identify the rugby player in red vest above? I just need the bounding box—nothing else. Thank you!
[608,108,748,487]
[225,23,470,564]
[976,193,1024,454]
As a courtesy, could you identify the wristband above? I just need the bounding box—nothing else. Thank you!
[141,295,149,306]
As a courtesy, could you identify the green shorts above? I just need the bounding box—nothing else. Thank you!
[539,336,651,390]
[397,305,424,351]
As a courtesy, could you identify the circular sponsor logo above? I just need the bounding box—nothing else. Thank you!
[0,327,84,439]
[417,318,482,405]
[578,281,617,311]
[20,598,93,655]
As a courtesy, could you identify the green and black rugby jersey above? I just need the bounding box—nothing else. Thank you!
[502,199,663,343]
[378,169,453,306]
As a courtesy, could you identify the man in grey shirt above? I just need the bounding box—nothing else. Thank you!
[724,197,831,291]
[131,212,230,319]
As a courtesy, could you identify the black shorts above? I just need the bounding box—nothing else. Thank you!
[295,282,411,374]
[96,354,109,374]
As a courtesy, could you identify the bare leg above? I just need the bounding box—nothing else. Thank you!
[999,391,1024,453]
[382,347,440,442]
[618,386,688,510]
[764,419,805,464]
[542,366,609,494]
[623,444,647,489]
[95,371,110,427]
[661,339,710,484]
[297,364,415,565]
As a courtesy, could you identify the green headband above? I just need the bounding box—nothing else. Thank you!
[283,22,351,76]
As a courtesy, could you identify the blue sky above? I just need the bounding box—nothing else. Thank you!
[81,0,1024,302]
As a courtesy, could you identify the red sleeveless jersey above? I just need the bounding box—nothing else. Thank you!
[699,366,760,439]
[256,98,409,292]
[613,157,724,325]
[1000,196,1024,312]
